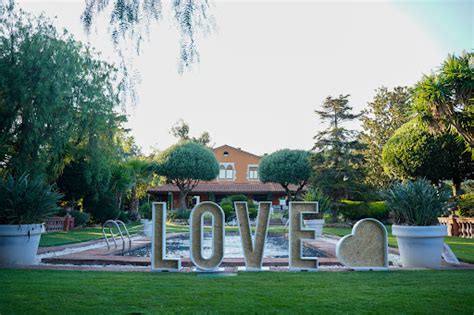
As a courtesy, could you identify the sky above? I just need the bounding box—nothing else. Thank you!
[17,0,473,156]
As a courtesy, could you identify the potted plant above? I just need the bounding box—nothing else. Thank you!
[303,188,330,236]
[139,202,153,237]
[383,179,449,268]
[0,174,62,265]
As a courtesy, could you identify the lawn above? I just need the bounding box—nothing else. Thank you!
[39,222,143,247]
[0,269,473,314]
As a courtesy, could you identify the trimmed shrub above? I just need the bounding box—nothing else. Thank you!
[222,204,233,221]
[340,200,389,222]
[167,209,191,221]
[248,204,258,219]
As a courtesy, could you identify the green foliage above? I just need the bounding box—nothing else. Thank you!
[311,94,364,221]
[170,119,212,146]
[248,204,258,219]
[158,142,219,182]
[260,149,311,199]
[382,179,450,226]
[360,86,412,188]
[0,174,62,224]
[167,209,191,221]
[303,187,331,219]
[221,204,233,221]
[413,52,474,148]
[0,8,126,182]
[70,210,90,227]
[382,120,469,184]
[117,211,131,224]
[157,141,219,209]
[139,202,152,220]
[340,200,388,222]
[303,187,331,212]
[456,193,474,217]
[85,193,119,224]
[81,0,215,73]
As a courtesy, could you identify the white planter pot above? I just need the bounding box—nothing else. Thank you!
[392,225,447,269]
[0,224,44,265]
[304,219,325,237]
[141,219,152,237]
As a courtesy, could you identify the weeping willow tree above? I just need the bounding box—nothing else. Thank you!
[81,0,215,72]
[0,6,126,182]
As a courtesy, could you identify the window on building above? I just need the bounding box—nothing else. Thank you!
[219,163,234,180]
[248,166,258,180]
[225,165,234,179]
[219,165,226,179]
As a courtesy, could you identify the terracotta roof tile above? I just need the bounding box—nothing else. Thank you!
[148,182,304,194]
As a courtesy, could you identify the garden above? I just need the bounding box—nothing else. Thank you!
[0,1,473,314]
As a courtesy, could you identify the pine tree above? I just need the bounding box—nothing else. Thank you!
[311,94,363,222]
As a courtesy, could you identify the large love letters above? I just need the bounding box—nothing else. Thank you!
[151,201,320,272]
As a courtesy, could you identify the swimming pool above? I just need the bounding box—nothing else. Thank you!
[125,233,327,258]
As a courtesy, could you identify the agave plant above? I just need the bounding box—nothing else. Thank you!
[0,174,63,225]
[382,179,450,226]
[303,187,331,219]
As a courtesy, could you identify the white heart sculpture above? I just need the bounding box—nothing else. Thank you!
[336,218,388,271]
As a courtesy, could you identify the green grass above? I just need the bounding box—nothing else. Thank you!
[323,226,474,264]
[0,269,473,314]
[39,222,142,247]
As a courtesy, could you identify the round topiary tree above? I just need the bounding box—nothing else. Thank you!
[157,142,219,210]
[382,120,471,195]
[259,149,311,203]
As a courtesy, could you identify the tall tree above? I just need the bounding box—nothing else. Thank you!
[0,7,126,182]
[413,53,474,149]
[170,119,212,146]
[360,86,412,188]
[311,94,363,222]
[259,149,311,203]
[125,158,155,219]
[382,119,473,195]
[157,141,219,210]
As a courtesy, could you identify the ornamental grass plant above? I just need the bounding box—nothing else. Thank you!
[383,179,450,226]
[0,174,63,225]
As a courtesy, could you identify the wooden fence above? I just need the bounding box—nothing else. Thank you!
[45,215,75,232]
[438,216,474,238]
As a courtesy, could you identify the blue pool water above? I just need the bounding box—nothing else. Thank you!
[125,233,326,258]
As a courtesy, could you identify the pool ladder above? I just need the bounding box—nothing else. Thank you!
[102,220,132,255]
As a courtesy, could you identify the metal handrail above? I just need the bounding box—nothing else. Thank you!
[115,220,132,250]
[102,220,132,255]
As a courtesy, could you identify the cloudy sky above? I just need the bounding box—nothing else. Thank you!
[18,0,473,155]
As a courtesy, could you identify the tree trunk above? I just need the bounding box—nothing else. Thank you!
[331,207,338,223]
[452,177,462,196]
[286,190,292,206]
[129,186,140,219]
[179,190,189,210]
